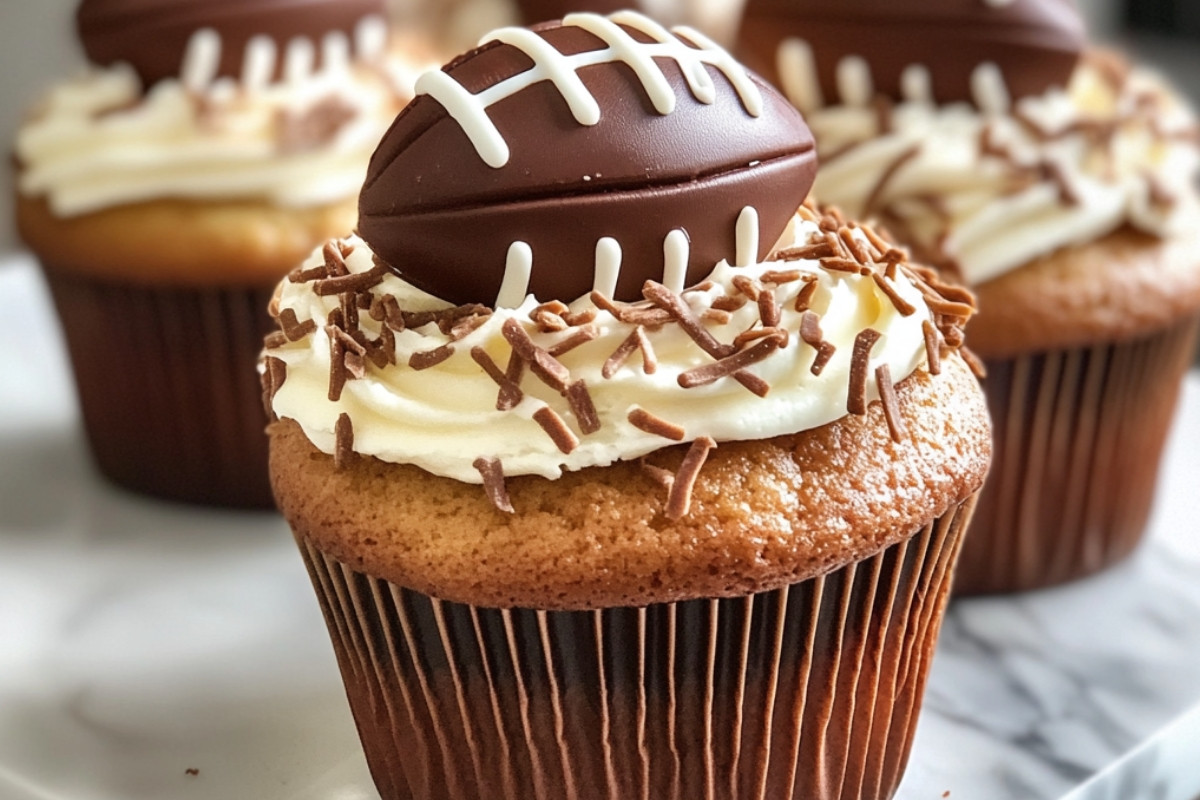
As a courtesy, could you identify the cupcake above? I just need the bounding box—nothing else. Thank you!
[738,0,1200,593]
[12,0,431,507]
[265,11,991,799]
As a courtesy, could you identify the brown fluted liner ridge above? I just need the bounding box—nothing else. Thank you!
[955,315,1199,594]
[43,265,277,508]
[297,495,977,800]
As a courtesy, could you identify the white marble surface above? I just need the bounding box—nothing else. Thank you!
[1,254,1199,800]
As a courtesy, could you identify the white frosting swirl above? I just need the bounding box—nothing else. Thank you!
[265,217,936,483]
[802,54,1200,285]
[15,48,430,217]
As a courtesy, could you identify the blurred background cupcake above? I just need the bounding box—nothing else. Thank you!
[10,0,434,508]
[265,11,991,798]
[737,0,1200,593]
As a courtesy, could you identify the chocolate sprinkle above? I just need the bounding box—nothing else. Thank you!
[731,274,763,301]
[289,264,329,284]
[875,365,906,443]
[312,263,389,297]
[323,240,349,277]
[334,412,354,471]
[263,330,288,350]
[327,338,347,401]
[960,346,988,379]
[567,380,601,435]
[590,291,673,327]
[760,269,803,284]
[666,437,716,521]
[848,329,882,415]
[819,257,865,274]
[732,372,771,397]
[793,276,819,312]
[711,294,749,312]
[635,326,658,375]
[922,320,943,376]
[260,356,287,417]
[473,457,514,514]
[839,227,873,265]
[534,406,579,454]
[643,281,736,360]
[602,328,642,379]
[871,273,917,316]
[470,347,524,411]
[502,318,572,394]
[772,240,836,261]
[678,331,786,389]
[409,344,455,370]
[758,290,781,328]
[563,309,598,327]
[640,459,675,490]
[547,326,599,357]
[799,311,836,376]
[628,407,686,441]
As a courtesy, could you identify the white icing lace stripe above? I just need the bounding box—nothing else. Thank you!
[668,23,763,116]
[663,230,689,293]
[416,69,510,168]
[837,55,873,107]
[566,13,678,114]
[489,27,601,125]
[242,35,276,91]
[604,13,715,106]
[432,10,762,169]
[900,64,933,104]
[496,242,533,308]
[181,29,221,91]
[284,36,316,85]
[971,62,1011,114]
[777,38,822,113]
[735,206,759,267]
[355,16,388,61]
[594,238,622,296]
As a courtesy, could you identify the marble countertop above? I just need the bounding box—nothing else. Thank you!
[2,255,1199,800]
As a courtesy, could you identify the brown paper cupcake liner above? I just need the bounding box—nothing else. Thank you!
[295,495,977,800]
[955,315,1200,595]
[42,265,278,508]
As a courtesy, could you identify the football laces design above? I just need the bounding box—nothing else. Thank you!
[416,11,764,169]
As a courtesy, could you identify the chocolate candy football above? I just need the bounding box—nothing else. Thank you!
[737,0,1085,107]
[358,11,818,308]
[76,0,386,87]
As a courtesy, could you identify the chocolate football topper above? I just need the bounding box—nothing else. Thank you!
[76,0,388,89]
[358,11,818,308]
[737,0,1086,110]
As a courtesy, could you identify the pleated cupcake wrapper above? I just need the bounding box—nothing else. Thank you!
[296,495,976,800]
[955,315,1200,596]
[42,265,278,508]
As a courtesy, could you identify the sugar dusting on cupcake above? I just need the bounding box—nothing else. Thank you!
[262,11,981,515]
[14,0,433,217]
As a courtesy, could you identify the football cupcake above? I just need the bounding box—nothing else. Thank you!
[739,0,1200,593]
[265,11,991,799]
[13,0,432,507]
